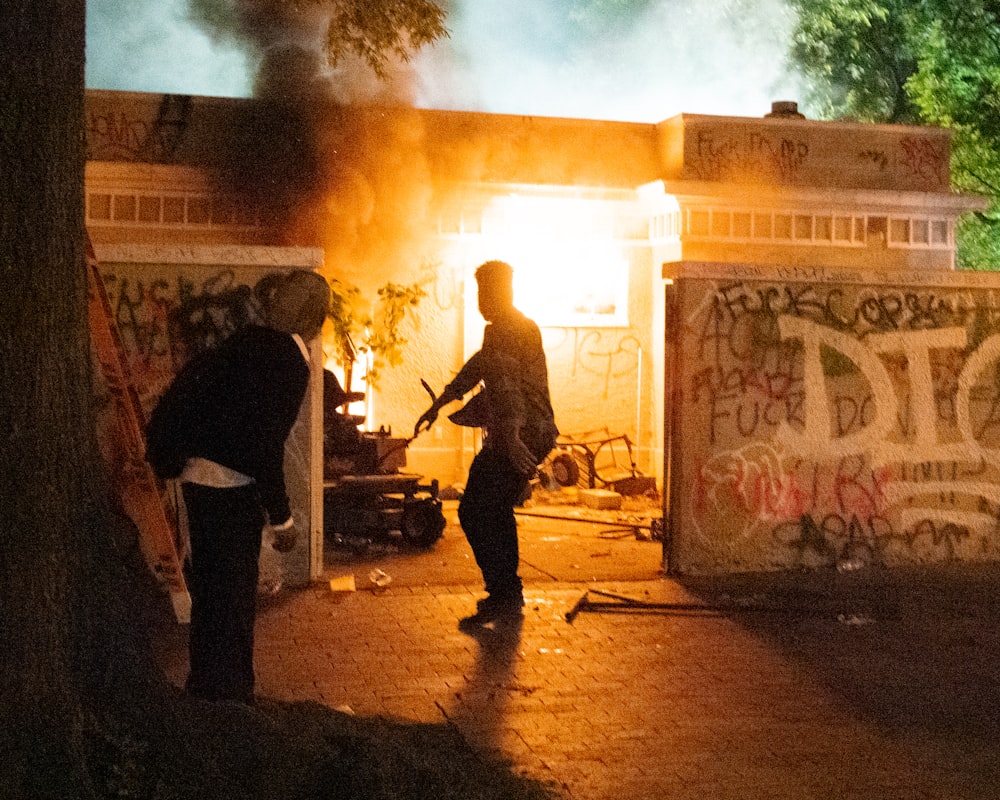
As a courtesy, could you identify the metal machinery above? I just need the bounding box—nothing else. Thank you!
[543,428,657,495]
[322,379,445,550]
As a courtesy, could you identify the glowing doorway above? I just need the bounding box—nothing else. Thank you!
[482,194,629,328]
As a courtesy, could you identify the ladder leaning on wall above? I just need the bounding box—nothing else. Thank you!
[86,234,191,624]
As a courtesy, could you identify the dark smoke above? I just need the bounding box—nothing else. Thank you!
[188,0,413,104]
[190,0,435,289]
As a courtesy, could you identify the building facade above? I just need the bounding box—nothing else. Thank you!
[86,90,989,575]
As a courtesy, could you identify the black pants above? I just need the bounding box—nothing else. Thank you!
[182,482,264,703]
[458,445,529,602]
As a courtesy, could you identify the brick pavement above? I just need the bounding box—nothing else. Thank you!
[157,511,1000,800]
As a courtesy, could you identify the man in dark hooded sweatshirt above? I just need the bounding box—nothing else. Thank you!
[416,260,558,626]
[146,269,330,703]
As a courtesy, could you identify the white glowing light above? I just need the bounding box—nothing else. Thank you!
[485,195,629,328]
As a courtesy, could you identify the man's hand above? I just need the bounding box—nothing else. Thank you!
[494,418,537,477]
[505,436,538,477]
[414,398,446,438]
[270,525,297,553]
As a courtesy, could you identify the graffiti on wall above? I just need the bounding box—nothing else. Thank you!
[101,266,269,412]
[94,261,316,584]
[677,276,1000,571]
[899,135,947,185]
[542,328,643,397]
[685,126,948,190]
[690,130,811,183]
[86,95,191,163]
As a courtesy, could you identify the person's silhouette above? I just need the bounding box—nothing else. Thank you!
[416,260,558,625]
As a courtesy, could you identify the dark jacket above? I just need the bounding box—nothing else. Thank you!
[145,325,309,526]
[445,307,558,461]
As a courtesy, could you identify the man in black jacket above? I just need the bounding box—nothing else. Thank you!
[146,269,329,703]
[416,260,558,626]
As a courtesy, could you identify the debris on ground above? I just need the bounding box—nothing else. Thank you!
[369,568,393,589]
[329,575,357,592]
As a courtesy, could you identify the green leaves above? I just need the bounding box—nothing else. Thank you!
[321,0,449,78]
[789,0,1000,268]
[327,278,427,389]
[366,281,427,376]
[789,0,918,122]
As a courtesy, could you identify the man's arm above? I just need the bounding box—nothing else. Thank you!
[414,350,486,435]
[491,416,538,476]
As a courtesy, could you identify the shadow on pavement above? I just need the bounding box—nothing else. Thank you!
[323,499,665,590]
[677,563,1000,747]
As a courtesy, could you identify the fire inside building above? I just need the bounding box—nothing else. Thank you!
[86,89,999,594]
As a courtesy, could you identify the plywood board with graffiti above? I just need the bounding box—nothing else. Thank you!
[669,262,1000,574]
[92,244,325,587]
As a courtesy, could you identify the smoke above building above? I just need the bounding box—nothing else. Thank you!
[86,0,802,120]
[417,0,802,121]
[84,0,803,289]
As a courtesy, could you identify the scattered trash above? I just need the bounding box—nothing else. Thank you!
[333,704,355,715]
[368,568,392,589]
[329,575,356,592]
[837,613,875,626]
[837,558,866,572]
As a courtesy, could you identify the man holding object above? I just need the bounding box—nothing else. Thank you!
[146,269,330,703]
[416,260,558,625]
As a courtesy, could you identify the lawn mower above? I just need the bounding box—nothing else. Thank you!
[321,374,446,551]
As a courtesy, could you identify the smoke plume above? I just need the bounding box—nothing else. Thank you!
[417,0,802,121]
[175,1,434,291]
[85,0,804,287]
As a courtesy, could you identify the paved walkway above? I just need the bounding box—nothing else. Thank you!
[157,506,1000,799]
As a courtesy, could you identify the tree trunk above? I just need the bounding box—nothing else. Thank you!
[0,3,152,796]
